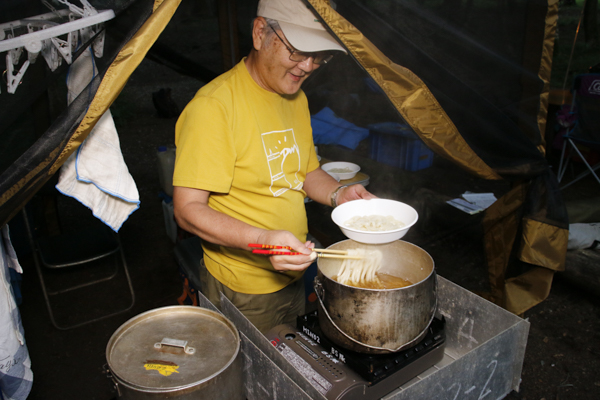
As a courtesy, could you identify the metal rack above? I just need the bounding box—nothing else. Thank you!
[0,0,114,94]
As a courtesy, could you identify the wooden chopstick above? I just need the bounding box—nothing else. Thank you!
[316,253,362,260]
[312,247,349,255]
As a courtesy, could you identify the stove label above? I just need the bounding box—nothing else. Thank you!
[296,341,319,360]
[276,343,333,395]
[301,326,321,344]
[328,347,346,364]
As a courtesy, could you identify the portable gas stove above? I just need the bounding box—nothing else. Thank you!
[266,311,446,400]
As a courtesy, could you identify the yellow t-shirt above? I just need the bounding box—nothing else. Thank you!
[174,59,320,294]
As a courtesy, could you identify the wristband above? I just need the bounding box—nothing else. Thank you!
[330,185,348,208]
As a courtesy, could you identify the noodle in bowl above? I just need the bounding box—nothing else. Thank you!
[332,199,418,244]
[322,161,360,180]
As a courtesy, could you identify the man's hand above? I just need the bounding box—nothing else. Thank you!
[255,230,316,272]
[335,184,378,207]
[304,168,377,208]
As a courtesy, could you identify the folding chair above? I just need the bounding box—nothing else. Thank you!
[557,73,600,190]
[22,207,135,330]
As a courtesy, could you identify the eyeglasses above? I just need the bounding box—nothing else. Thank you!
[269,26,334,66]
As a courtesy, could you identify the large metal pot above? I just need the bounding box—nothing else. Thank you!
[106,306,244,399]
[315,240,436,355]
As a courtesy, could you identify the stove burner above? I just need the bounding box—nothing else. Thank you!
[297,310,446,385]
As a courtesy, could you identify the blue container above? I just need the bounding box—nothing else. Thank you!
[368,122,434,171]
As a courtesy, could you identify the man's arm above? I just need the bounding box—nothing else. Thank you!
[173,186,261,248]
[303,167,377,207]
[172,186,316,271]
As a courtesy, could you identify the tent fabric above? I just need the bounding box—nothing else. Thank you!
[322,0,554,178]
[308,0,568,314]
[536,2,559,154]
[51,0,182,176]
[313,1,501,181]
[520,218,568,272]
[0,0,180,227]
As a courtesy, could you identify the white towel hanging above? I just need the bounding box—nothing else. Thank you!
[56,46,140,232]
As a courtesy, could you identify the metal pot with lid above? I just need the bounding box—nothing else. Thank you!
[106,305,244,399]
[315,240,437,355]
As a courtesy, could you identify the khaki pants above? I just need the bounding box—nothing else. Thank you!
[201,259,305,334]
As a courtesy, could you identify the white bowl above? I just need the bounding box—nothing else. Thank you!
[331,199,418,244]
[322,162,360,180]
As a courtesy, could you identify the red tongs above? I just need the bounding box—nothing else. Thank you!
[248,244,359,259]
[248,243,302,255]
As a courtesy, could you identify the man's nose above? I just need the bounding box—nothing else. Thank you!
[297,56,318,72]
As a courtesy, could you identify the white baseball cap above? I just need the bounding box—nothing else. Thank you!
[257,0,347,54]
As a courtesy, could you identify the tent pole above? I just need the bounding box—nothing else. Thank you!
[562,0,587,92]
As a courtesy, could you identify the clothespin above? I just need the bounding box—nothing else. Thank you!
[6,51,30,94]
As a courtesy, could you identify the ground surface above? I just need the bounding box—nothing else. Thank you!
[8,1,600,399]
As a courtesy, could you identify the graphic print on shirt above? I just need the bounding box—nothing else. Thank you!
[261,129,302,197]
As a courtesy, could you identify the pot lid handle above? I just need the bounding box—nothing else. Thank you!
[154,338,196,355]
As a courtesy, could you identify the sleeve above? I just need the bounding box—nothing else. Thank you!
[173,95,236,193]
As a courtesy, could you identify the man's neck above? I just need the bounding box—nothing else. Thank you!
[244,50,269,92]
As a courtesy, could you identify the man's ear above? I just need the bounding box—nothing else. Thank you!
[252,17,268,51]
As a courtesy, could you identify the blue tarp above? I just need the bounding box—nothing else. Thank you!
[311,107,369,150]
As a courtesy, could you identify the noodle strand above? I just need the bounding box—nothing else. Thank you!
[337,249,383,286]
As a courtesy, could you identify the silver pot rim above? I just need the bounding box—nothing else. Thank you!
[317,239,436,290]
[106,305,241,391]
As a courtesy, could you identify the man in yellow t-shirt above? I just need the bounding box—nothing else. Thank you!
[173,0,375,333]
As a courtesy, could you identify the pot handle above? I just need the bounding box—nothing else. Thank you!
[104,363,122,398]
[154,337,196,354]
[313,275,438,353]
[313,276,324,301]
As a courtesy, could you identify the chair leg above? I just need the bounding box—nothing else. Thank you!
[42,246,135,330]
[57,242,136,330]
[560,138,600,190]
[46,256,120,295]
[21,208,135,330]
[32,246,67,330]
[557,140,573,183]
[561,162,600,190]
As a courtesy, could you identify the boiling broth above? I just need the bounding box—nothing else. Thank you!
[333,272,413,289]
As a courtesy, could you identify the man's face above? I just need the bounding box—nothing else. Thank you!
[252,23,322,95]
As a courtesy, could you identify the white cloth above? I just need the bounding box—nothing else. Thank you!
[568,223,600,250]
[0,225,33,400]
[56,46,139,232]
